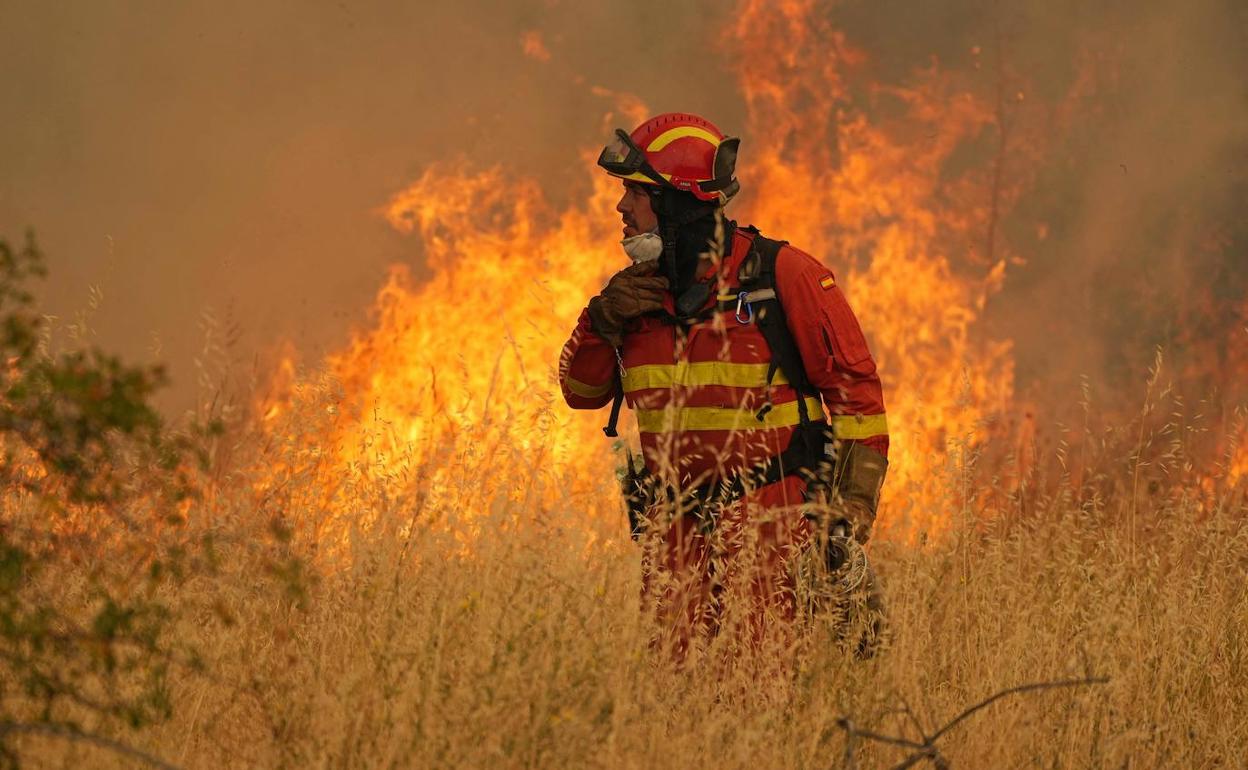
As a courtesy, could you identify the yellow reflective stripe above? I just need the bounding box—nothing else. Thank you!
[622,362,788,393]
[646,126,721,153]
[565,376,613,399]
[829,413,888,440]
[636,396,821,433]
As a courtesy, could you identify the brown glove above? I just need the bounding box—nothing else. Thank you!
[586,262,669,347]
[837,499,875,546]
[804,486,874,545]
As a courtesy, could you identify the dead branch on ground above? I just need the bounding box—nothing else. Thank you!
[836,675,1110,769]
[0,721,182,770]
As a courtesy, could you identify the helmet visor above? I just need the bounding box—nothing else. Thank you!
[596,129,646,175]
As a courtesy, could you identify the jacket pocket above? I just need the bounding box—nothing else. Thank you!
[822,289,872,368]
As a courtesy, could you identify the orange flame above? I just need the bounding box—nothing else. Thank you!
[520,31,551,62]
[1231,447,1248,486]
[260,0,1041,539]
[725,0,1016,532]
[332,167,621,489]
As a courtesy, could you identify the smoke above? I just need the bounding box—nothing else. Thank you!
[813,0,1248,408]
[978,0,1248,405]
[1,0,1243,416]
[0,0,730,413]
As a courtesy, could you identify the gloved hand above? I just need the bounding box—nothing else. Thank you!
[825,520,853,572]
[586,262,669,347]
[803,485,874,548]
[837,499,875,546]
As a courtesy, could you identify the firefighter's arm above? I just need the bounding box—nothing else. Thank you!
[560,263,668,409]
[776,247,889,539]
[558,307,618,409]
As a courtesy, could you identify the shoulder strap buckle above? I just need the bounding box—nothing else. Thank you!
[737,250,762,286]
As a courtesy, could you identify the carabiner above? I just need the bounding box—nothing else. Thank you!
[735,291,755,325]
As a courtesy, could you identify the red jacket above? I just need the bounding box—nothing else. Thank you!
[559,227,888,496]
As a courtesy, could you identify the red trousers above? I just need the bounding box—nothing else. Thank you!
[640,475,814,660]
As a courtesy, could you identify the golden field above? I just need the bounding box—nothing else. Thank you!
[3,2,1243,766]
[9,381,1246,769]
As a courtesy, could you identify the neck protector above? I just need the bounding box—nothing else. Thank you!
[651,188,724,318]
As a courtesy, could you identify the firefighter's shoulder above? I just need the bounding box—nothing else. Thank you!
[774,243,839,292]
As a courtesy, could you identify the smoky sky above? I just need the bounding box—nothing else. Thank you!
[826,0,1247,409]
[2,0,1245,415]
[0,0,735,413]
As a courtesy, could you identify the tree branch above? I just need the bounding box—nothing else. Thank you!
[836,675,1109,769]
[927,676,1109,744]
[0,721,182,770]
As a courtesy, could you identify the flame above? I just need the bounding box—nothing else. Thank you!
[725,0,1016,532]
[249,167,627,544]
[332,167,620,486]
[255,0,1027,539]
[1231,446,1248,486]
[520,30,551,62]
[257,0,1071,539]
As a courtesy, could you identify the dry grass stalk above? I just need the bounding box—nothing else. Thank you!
[4,367,1246,768]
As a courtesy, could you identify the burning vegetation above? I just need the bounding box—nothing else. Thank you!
[1,0,1245,767]
[257,0,1246,538]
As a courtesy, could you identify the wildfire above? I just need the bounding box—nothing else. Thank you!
[726,1,1025,534]
[259,0,1238,540]
[253,0,1032,540]
[333,167,623,491]
[520,30,551,62]
[1231,447,1248,486]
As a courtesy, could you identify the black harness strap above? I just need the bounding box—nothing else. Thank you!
[682,418,829,514]
[735,231,831,495]
[603,365,625,437]
[603,376,625,437]
[740,233,818,420]
[607,226,833,515]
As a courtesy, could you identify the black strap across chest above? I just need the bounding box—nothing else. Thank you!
[602,226,816,437]
[736,230,818,426]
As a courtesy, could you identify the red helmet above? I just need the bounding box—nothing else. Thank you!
[597,113,740,204]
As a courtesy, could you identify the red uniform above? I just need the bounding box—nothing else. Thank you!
[559,226,888,653]
[560,226,887,478]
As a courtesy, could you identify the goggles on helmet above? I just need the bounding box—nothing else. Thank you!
[597,129,670,188]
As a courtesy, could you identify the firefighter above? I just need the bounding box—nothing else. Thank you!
[558,113,889,656]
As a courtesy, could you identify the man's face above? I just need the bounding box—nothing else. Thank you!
[616,181,658,238]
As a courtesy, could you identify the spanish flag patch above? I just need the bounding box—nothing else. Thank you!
[819,274,836,290]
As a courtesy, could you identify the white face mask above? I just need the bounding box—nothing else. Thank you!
[620,231,663,264]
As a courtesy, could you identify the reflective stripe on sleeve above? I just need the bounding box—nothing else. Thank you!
[636,396,821,433]
[622,361,788,394]
[565,376,613,399]
[829,413,888,440]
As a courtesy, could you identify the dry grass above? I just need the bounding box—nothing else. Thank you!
[8,383,1248,770]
